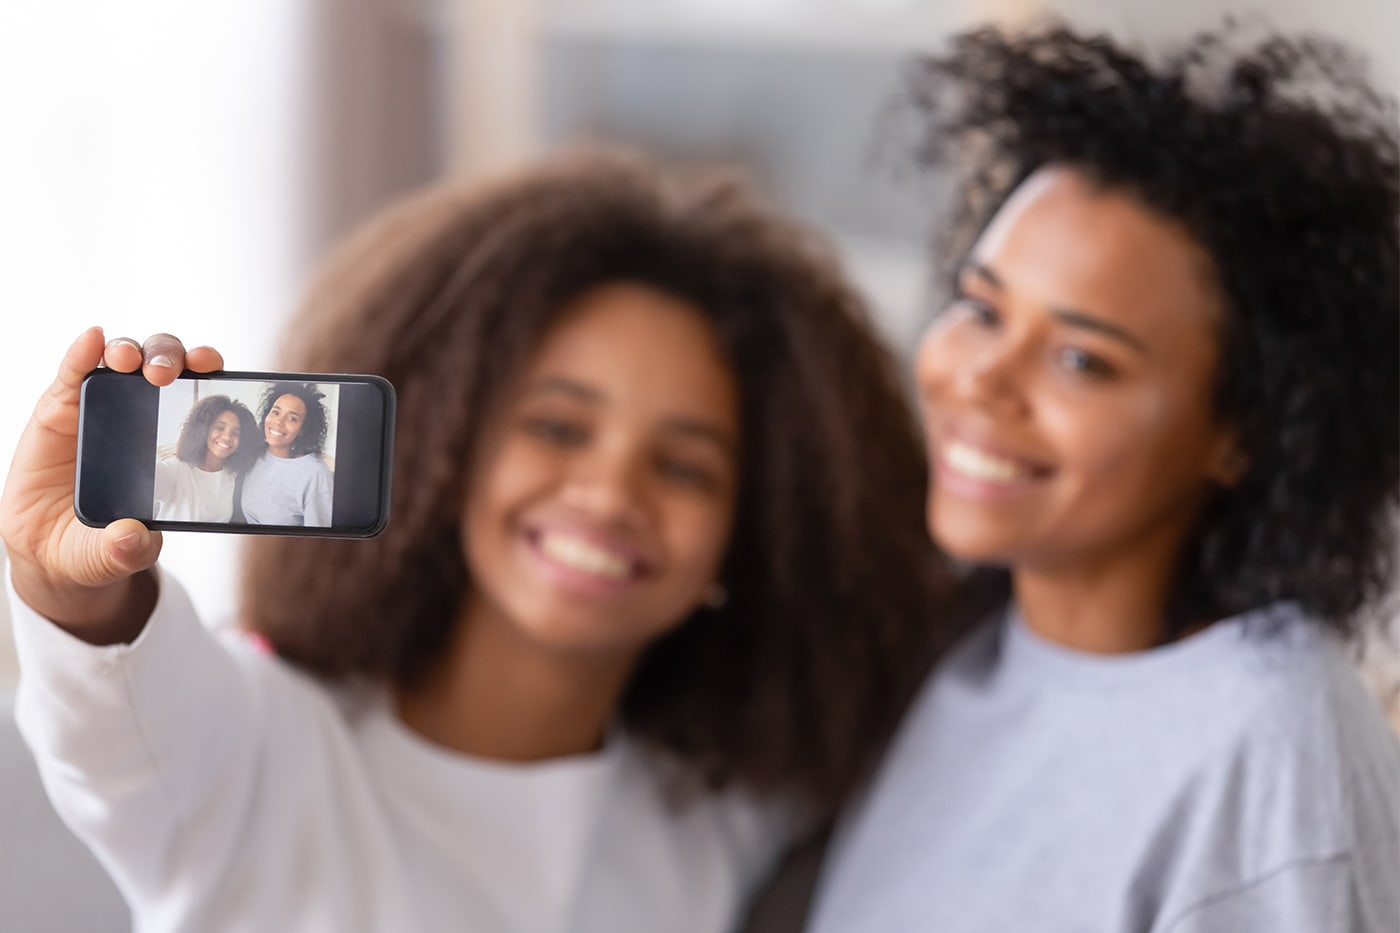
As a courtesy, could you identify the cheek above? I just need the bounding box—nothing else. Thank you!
[462,442,545,546]
[1046,388,1216,500]
[662,496,736,587]
[914,324,959,401]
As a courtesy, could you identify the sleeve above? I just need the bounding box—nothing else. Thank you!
[1161,856,1365,933]
[303,459,333,527]
[152,457,179,520]
[8,566,262,912]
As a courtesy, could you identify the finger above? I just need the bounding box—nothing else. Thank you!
[45,328,107,409]
[99,519,164,578]
[141,333,187,387]
[184,345,225,374]
[102,336,144,373]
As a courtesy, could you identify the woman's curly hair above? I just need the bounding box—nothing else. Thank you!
[905,23,1400,634]
[239,150,965,812]
[256,382,330,459]
[175,394,259,474]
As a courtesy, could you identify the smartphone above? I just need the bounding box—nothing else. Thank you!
[76,369,395,537]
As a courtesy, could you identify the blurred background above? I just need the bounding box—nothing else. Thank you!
[0,0,1397,701]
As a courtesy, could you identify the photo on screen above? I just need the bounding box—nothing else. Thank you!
[153,380,341,528]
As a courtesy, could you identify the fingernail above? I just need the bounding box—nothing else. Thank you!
[113,531,143,554]
[148,354,175,369]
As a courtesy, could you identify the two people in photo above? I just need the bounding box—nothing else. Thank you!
[153,382,333,527]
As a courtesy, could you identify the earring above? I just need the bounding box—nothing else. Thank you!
[702,582,729,610]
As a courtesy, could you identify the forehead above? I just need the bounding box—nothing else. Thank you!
[973,166,1223,337]
[272,393,306,414]
[521,282,739,428]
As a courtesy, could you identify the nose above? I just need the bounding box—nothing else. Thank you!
[919,327,1031,419]
[559,442,646,527]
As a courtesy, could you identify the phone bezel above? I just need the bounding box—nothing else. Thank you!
[76,368,396,538]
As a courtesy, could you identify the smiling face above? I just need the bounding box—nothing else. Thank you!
[202,409,242,471]
[263,393,306,458]
[460,282,740,660]
[917,166,1241,580]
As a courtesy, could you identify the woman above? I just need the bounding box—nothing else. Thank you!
[1,152,959,932]
[152,394,258,522]
[240,381,333,527]
[811,24,1400,933]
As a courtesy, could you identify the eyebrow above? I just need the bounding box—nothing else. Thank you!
[522,376,737,455]
[522,377,603,404]
[960,259,1149,355]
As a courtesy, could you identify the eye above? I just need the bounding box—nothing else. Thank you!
[654,454,721,492]
[1057,346,1117,379]
[523,416,588,447]
[950,294,1000,327]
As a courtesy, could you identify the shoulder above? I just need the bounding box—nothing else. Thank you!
[1181,605,1400,863]
[214,621,353,730]
[292,454,332,478]
[614,738,800,883]
[1207,606,1397,765]
[155,456,190,477]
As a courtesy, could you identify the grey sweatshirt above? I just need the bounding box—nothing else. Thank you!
[810,602,1400,933]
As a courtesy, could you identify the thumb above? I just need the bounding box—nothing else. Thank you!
[98,519,164,579]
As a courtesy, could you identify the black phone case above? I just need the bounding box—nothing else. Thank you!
[76,368,395,538]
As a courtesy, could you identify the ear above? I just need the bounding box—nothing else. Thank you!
[1206,428,1247,488]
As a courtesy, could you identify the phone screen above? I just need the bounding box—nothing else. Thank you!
[76,369,395,537]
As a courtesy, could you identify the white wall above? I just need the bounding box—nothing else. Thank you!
[0,1,319,685]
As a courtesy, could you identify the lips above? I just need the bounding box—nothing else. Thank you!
[944,439,1036,483]
[540,531,631,579]
[934,429,1053,498]
[525,525,651,594]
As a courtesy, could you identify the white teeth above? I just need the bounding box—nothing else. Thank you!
[539,532,631,581]
[945,441,1032,483]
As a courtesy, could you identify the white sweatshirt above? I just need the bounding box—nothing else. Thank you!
[152,458,236,524]
[9,570,787,933]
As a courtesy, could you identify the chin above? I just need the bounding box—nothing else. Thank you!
[928,522,1015,566]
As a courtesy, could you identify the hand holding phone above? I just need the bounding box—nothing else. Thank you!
[0,331,221,642]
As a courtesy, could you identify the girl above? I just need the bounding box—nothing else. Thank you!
[2,152,959,932]
[240,381,333,527]
[812,24,1400,933]
[152,394,258,523]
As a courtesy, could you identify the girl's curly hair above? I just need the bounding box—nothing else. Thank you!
[905,23,1400,634]
[175,394,259,474]
[239,150,966,812]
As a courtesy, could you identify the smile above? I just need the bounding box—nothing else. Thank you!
[935,436,1053,501]
[536,530,635,583]
[943,440,1036,484]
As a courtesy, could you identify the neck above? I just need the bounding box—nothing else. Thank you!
[1011,525,1200,654]
[268,447,291,459]
[199,453,224,472]
[394,595,636,762]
